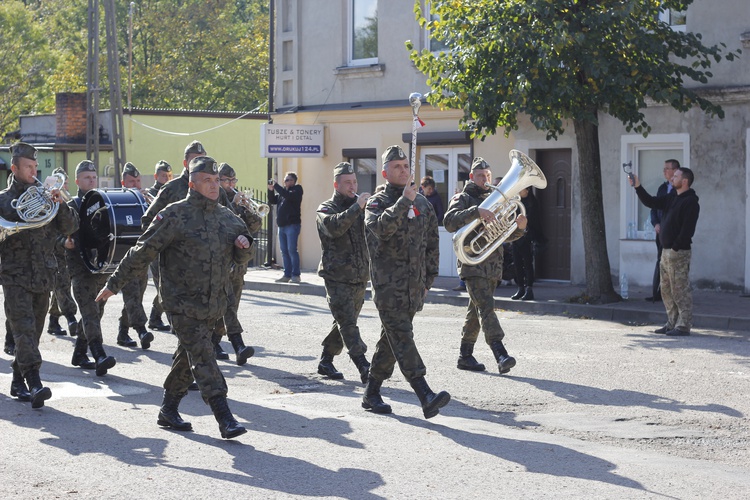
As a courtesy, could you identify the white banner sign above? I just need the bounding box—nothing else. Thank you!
[260,124,325,158]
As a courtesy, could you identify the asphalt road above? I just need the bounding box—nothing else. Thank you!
[1,287,749,499]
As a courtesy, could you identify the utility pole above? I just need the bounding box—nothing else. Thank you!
[103,0,126,185]
[86,0,100,169]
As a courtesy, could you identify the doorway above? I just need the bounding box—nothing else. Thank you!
[534,149,572,280]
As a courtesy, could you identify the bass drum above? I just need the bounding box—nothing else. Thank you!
[79,188,148,273]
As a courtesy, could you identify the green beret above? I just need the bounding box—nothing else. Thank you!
[471,157,490,172]
[189,155,219,175]
[154,160,172,173]
[218,162,236,178]
[184,140,206,158]
[52,167,67,179]
[122,162,140,178]
[382,145,406,165]
[76,160,97,176]
[10,142,37,161]
[333,162,354,178]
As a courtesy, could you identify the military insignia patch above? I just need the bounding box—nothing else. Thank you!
[155,213,163,221]
[318,206,331,213]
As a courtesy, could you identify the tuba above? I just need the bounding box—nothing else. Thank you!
[453,150,547,266]
[0,173,71,243]
[232,188,270,218]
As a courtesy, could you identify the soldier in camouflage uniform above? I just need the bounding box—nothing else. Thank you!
[117,162,154,350]
[47,167,80,337]
[65,161,117,376]
[315,162,372,383]
[1,142,78,408]
[363,145,450,419]
[98,156,252,439]
[631,167,700,336]
[146,160,173,332]
[443,157,527,375]
[217,162,261,366]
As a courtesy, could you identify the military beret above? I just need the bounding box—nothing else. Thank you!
[52,167,67,179]
[189,155,219,175]
[10,142,37,161]
[382,145,406,165]
[122,162,140,178]
[154,160,172,173]
[333,161,354,178]
[76,160,97,176]
[471,157,490,172]
[218,162,236,178]
[184,140,206,158]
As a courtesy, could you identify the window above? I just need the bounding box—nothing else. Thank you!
[348,0,377,65]
[621,134,689,239]
[659,7,686,32]
[343,148,377,195]
[424,11,448,53]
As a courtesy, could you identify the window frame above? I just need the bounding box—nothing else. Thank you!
[347,0,378,66]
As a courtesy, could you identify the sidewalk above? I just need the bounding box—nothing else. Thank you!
[244,267,750,333]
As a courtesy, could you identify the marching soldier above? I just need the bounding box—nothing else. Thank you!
[97,156,253,439]
[65,160,117,375]
[1,142,78,408]
[47,167,80,337]
[315,162,371,383]
[363,145,450,419]
[217,162,260,366]
[146,160,173,332]
[443,157,527,374]
[117,162,154,350]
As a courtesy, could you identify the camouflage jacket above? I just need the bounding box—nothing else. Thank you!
[147,180,164,199]
[316,191,369,284]
[64,194,101,279]
[443,182,524,280]
[0,177,79,292]
[228,197,263,235]
[142,168,229,229]
[107,190,252,321]
[365,182,439,311]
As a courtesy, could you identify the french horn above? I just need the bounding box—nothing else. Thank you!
[0,172,71,243]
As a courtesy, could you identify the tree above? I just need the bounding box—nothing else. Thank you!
[0,1,57,139]
[408,0,739,303]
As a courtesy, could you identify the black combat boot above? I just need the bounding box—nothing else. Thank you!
[520,287,534,301]
[457,342,486,372]
[228,334,255,366]
[89,340,117,376]
[4,329,15,356]
[47,315,67,336]
[157,391,193,431]
[490,340,516,374]
[71,335,96,369]
[211,333,230,360]
[208,395,247,439]
[317,351,344,380]
[350,353,371,384]
[136,326,154,350]
[117,323,137,347]
[25,370,52,409]
[10,367,31,402]
[362,376,392,414]
[148,308,171,332]
[511,286,525,300]
[65,314,78,337]
[410,377,451,419]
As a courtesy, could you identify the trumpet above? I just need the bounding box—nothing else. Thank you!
[0,172,72,243]
[231,188,270,218]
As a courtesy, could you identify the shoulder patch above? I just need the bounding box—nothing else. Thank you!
[318,206,331,213]
[366,199,381,210]
[451,193,462,201]
[155,213,163,222]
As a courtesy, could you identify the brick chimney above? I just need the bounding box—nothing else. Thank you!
[56,92,87,144]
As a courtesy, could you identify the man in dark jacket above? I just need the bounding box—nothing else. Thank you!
[315,162,371,383]
[444,157,527,374]
[268,172,303,283]
[647,159,680,302]
[631,167,700,336]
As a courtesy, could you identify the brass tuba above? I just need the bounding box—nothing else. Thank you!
[453,150,547,266]
[232,188,270,218]
[0,173,71,243]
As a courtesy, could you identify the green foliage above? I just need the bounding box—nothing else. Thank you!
[408,0,740,140]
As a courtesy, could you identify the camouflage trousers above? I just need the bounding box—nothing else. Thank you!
[149,260,164,315]
[321,280,367,357]
[660,248,693,332]
[48,277,77,319]
[462,277,505,345]
[164,314,228,403]
[213,264,246,339]
[119,269,148,329]
[71,272,109,344]
[4,285,49,376]
[369,308,426,383]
